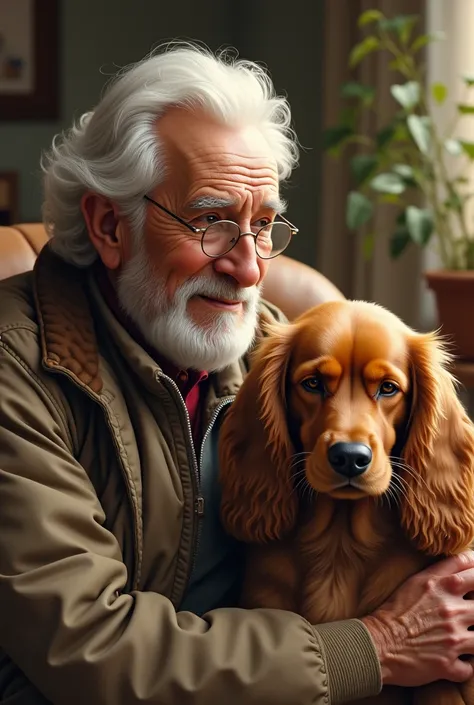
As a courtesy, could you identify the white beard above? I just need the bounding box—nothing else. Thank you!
[116,243,260,372]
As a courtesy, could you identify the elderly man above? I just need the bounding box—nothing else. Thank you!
[1,43,474,705]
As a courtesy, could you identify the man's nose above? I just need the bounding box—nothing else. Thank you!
[212,230,263,289]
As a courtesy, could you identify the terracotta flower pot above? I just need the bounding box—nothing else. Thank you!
[425,269,474,360]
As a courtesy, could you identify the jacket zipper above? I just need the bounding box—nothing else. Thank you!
[194,396,235,572]
[156,371,235,583]
[156,369,200,484]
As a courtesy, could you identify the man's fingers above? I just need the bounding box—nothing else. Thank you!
[420,552,474,580]
[440,568,474,597]
[447,658,474,683]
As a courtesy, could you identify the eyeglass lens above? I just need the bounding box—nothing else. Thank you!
[202,221,292,259]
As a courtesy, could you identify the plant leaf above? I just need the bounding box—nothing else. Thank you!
[460,141,474,160]
[445,139,463,156]
[362,232,375,259]
[346,191,374,229]
[391,81,420,110]
[410,34,429,52]
[392,163,418,186]
[351,154,379,185]
[349,37,381,68]
[463,75,474,86]
[411,30,445,52]
[376,122,410,149]
[393,123,411,142]
[358,9,384,27]
[376,125,396,149]
[407,114,431,154]
[389,58,406,73]
[341,81,376,106]
[392,164,414,179]
[406,206,434,245]
[431,82,447,104]
[370,172,406,195]
[390,225,411,258]
[323,125,354,151]
[457,104,474,114]
[444,193,464,211]
[380,15,419,44]
[396,210,407,225]
[340,106,359,128]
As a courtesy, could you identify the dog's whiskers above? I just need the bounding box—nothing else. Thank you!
[291,451,311,460]
[291,474,309,498]
[290,458,306,470]
[382,483,400,510]
[293,469,307,483]
[388,456,434,496]
[302,482,316,502]
[388,476,406,506]
[289,452,314,499]
[388,470,419,514]
[289,452,310,472]
[290,471,317,502]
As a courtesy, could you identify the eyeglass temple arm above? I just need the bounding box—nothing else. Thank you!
[278,212,299,233]
[143,195,199,233]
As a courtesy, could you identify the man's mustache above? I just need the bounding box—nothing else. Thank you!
[171,276,261,306]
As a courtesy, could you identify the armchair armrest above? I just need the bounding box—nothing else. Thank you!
[262,254,345,321]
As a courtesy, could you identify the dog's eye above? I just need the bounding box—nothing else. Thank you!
[301,377,325,395]
[378,381,399,397]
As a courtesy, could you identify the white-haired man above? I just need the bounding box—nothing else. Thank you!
[0,44,474,705]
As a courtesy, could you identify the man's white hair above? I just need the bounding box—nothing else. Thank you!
[42,41,299,267]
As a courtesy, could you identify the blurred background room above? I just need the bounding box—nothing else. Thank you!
[1,0,474,408]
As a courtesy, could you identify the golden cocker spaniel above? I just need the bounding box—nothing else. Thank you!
[219,300,474,705]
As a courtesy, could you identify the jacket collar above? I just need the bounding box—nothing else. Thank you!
[34,244,103,394]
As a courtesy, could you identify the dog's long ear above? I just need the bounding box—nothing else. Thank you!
[400,332,474,555]
[219,321,297,543]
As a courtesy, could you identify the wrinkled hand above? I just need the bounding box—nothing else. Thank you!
[362,552,474,687]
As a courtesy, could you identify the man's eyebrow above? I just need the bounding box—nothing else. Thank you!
[187,196,236,209]
[264,196,287,213]
[186,195,288,213]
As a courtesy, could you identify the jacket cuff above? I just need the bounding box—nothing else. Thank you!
[312,618,382,704]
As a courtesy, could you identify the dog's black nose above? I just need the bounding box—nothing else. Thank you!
[327,442,372,477]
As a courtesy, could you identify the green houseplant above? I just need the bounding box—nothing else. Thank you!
[324,8,474,358]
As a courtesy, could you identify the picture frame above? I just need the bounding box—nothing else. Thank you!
[0,172,19,225]
[0,0,59,121]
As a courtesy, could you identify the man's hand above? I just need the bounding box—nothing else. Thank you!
[362,552,474,687]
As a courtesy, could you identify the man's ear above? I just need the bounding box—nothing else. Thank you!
[81,192,130,270]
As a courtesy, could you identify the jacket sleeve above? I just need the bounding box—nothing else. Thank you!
[0,340,381,705]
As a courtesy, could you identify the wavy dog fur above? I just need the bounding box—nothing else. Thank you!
[219,300,474,705]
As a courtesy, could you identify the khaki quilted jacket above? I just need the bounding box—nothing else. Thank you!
[0,245,381,705]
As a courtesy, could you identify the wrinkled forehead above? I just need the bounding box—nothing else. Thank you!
[156,108,278,176]
[290,303,410,374]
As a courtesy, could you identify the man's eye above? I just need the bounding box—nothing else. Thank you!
[301,377,325,395]
[378,381,399,397]
[254,218,271,228]
[193,213,220,227]
[204,214,220,225]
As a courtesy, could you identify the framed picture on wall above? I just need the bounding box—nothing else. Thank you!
[0,0,59,121]
[0,172,18,225]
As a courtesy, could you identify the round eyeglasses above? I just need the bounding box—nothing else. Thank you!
[144,195,298,259]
